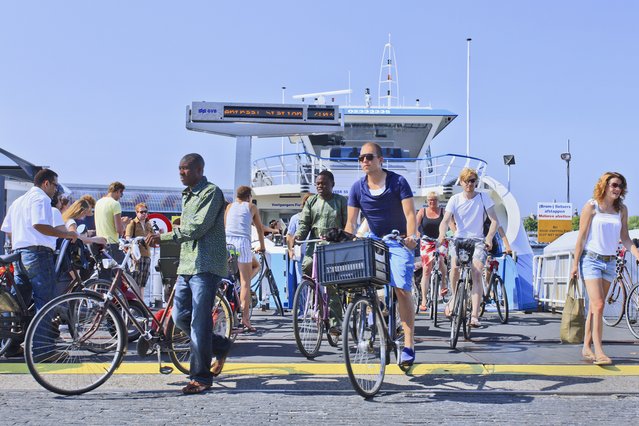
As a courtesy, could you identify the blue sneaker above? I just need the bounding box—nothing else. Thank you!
[400,347,415,366]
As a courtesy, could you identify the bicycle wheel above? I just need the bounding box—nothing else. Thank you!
[25,292,127,395]
[413,268,423,315]
[450,280,465,349]
[430,271,441,326]
[168,293,232,375]
[625,284,639,339]
[343,295,386,398]
[492,275,509,324]
[292,280,323,358]
[0,337,14,357]
[266,270,285,316]
[603,278,626,327]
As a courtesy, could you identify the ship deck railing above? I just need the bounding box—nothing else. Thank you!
[251,153,488,193]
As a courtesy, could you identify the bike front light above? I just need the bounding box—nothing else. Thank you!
[458,249,470,263]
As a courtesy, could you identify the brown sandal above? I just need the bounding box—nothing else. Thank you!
[593,355,612,366]
[182,380,211,394]
[211,354,228,377]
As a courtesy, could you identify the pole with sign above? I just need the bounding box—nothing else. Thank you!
[537,202,573,243]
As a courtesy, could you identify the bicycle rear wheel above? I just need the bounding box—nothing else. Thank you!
[343,295,386,398]
[603,278,626,327]
[168,293,232,375]
[493,275,509,324]
[266,270,285,316]
[292,280,323,358]
[450,280,465,349]
[625,284,639,339]
[25,292,127,395]
[463,280,472,340]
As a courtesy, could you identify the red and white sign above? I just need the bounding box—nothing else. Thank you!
[147,213,172,234]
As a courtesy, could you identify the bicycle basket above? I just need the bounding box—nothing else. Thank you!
[455,239,477,265]
[315,238,390,288]
[226,244,239,276]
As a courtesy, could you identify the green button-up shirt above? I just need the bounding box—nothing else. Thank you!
[160,176,227,277]
[295,193,347,274]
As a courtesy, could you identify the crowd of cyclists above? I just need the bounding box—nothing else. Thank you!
[2,146,637,396]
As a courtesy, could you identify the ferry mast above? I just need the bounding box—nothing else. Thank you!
[378,34,400,107]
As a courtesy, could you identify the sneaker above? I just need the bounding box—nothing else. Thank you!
[400,347,415,366]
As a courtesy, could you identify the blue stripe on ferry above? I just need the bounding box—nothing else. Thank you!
[340,107,456,116]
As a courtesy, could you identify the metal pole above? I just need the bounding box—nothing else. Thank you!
[567,139,570,203]
[281,86,286,182]
[466,38,472,157]
[507,165,511,192]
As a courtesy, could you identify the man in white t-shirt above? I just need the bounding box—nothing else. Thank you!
[1,169,78,359]
[438,167,499,327]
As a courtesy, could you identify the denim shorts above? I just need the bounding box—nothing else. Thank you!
[368,234,414,292]
[579,253,616,282]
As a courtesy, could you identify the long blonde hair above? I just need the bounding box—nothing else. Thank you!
[593,171,627,212]
[62,200,91,222]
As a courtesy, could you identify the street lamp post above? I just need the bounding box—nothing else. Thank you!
[560,139,571,203]
[503,155,515,191]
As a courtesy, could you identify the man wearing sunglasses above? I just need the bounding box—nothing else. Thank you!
[438,167,499,328]
[125,202,154,296]
[346,142,418,366]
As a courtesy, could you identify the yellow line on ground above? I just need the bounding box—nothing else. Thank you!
[2,363,639,376]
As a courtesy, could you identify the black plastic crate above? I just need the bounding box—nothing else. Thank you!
[316,238,390,288]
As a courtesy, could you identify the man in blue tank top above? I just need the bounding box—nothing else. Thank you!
[345,142,418,366]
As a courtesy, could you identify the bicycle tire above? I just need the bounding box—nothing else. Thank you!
[450,279,465,349]
[602,278,626,327]
[266,270,285,316]
[430,271,441,326]
[0,337,14,357]
[479,276,488,318]
[625,284,639,339]
[167,293,233,375]
[343,295,386,398]
[292,280,323,358]
[493,275,509,324]
[25,292,127,395]
[326,321,339,347]
[413,268,423,315]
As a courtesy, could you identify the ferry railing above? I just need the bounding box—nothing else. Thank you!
[532,248,639,310]
[252,152,488,192]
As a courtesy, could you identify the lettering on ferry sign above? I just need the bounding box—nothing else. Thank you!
[537,202,573,243]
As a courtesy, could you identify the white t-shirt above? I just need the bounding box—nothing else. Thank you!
[53,208,65,227]
[1,186,57,250]
[445,192,494,239]
[65,218,77,230]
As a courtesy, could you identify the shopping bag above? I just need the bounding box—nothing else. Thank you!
[560,277,585,343]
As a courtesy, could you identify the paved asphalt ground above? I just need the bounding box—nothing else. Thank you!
[2,310,639,424]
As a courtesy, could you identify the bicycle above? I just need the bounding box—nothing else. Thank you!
[24,237,232,395]
[624,266,639,339]
[291,238,347,358]
[419,236,450,326]
[479,253,511,324]
[449,237,485,349]
[324,231,410,398]
[250,249,285,316]
[1,232,94,356]
[602,246,633,327]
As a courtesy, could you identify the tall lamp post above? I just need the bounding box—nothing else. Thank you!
[560,139,571,203]
[503,155,515,191]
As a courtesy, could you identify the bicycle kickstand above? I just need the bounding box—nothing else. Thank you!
[157,346,174,375]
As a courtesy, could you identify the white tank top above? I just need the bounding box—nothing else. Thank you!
[225,201,252,239]
[584,199,622,256]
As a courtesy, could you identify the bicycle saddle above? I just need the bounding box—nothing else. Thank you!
[0,252,20,265]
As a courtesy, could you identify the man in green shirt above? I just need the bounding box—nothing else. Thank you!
[147,153,231,394]
[295,170,347,335]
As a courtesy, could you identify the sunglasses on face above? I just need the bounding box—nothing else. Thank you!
[609,182,624,189]
[138,210,148,214]
[464,179,477,184]
[358,153,378,162]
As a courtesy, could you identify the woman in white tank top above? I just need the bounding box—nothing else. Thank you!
[225,186,266,332]
[572,172,639,365]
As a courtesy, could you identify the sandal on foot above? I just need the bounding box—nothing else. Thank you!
[470,317,481,328]
[242,325,257,333]
[593,355,612,366]
[444,305,452,319]
[581,350,596,362]
[182,380,211,395]
[440,288,449,297]
[419,305,428,312]
[211,353,229,377]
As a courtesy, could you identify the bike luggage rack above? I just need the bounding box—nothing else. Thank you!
[315,239,390,288]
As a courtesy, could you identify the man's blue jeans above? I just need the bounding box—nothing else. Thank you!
[11,248,56,355]
[173,272,231,386]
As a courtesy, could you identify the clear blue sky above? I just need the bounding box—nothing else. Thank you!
[1,0,637,216]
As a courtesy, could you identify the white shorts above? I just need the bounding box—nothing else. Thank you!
[226,236,253,263]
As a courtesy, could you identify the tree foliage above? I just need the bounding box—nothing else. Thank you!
[629,216,639,230]
[572,215,580,231]
[523,215,537,232]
